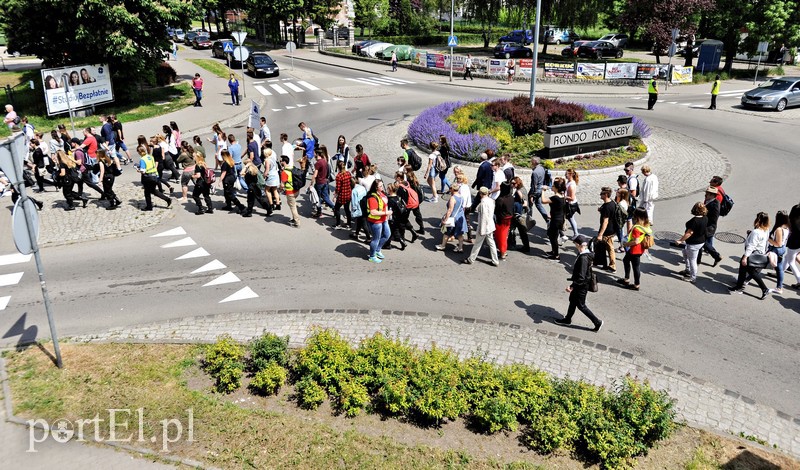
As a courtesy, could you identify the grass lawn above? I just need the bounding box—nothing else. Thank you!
[0,68,193,138]
[187,58,243,80]
[5,343,798,470]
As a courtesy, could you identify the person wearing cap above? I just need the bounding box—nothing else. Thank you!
[696,186,722,267]
[463,187,499,266]
[555,235,603,332]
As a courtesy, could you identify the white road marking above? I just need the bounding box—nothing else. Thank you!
[690,105,707,108]
[191,259,226,274]
[0,253,32,266]
[269,84,289,94]
[705,89,749,95]
[309,101,319,105]
[657,99,665,102]
[375,76,415,84]
[254,85,272,96]
[322,99,331,103]
[679,103,692,106]
[160,237,196,248]
[175,247,210,259]
[271,108,282,112]
[333,97,343,101]
[252,81,265,84]
[285,105,295,109]
[668,101,678,104]
[0,296,10,311]
[296,104,306,107]
[268,79,279,82]
[297,81,319,90]
[284,82,304,92]
[0,272,24,287]
[150,227,186,238]
[631,97,642,100]
[347,78,387,86]
[369,77,404,85]
[203,271,240,286]
[220,286,259,303]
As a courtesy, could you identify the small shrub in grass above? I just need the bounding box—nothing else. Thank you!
[610,376,676,452]
[407,347,468,423]
[378,376,412,415]
[296,328,356,395]
[337,377,370,417]
[473,392,519,433]
[296,377,326,410]
[500,364,552,422]
[526,403,576,453]
[356,333,415,394]
[249,332,289,371]
[248,362,288,396]
[203,335,245,394]
[460,358,503,409]
[580,398,638,469]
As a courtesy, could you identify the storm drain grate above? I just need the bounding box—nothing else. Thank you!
[715,232,746,244]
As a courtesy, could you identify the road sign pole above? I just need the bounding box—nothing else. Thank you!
[449,0,454,82]
[529,0,542,106]
[2,134,62,368]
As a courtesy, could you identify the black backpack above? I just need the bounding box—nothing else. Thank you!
[406,148,422,171]
[543,168,553,187]
[291,166,307,190]
[613,202,628,231]
[719,192,734,217]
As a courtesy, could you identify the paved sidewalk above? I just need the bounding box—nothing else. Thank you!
[72,309,800,459]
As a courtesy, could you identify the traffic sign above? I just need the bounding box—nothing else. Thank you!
[286,41,296,53]
[0,133,26,185]
[249,100,260,129]
[231,31,247,45]
[671,28,680,41]
[12,197,39,255]
[223,42,234,53]
[448,35,458,47]
[757,41,769,53]
[233,46,249,62]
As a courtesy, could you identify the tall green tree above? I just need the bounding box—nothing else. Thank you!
[464,0,502,47]
[354,0,384,36]
[620,0,712,63]
[0,0,195,98]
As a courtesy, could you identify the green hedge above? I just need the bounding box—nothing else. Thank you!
[203,329,676,469]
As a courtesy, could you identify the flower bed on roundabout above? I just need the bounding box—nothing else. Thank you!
[407,96,651,170]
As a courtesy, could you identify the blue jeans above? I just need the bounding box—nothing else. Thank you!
[230,90,239,105]
[771,246,787,288]
[234,162,248,191]
[368,220,391,258]
[314,182,335,209]
[438,170,451,193]
[530,192,550,223]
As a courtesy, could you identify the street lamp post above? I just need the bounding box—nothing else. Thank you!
[449,0,455,82]
[529,0,542,106]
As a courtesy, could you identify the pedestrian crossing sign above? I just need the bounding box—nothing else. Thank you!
[223,42,234,53]
[448,35,458,47]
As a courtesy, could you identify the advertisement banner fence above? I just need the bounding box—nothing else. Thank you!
[518,58,533,78]
[488,59,506,78]
[604,63,638,79]
[544,62,576,78]
[576,63,604,80]
[413,51,425,66]
[636,63,670,80]
[41,64,114,116]
[671,65,693,83]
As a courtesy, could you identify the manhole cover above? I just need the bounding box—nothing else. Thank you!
[715,232,746,244]
[653,231,682,241]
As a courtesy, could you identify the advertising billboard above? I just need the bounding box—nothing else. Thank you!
[636,63,670,80]
[41,64,114,116]
[670,65,693,84]
[544,62,576,78]
[575,63,604,80]
[604,63,638,80]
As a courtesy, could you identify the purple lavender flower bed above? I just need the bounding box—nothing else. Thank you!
[407,100,651,162]
[407,101,499,161]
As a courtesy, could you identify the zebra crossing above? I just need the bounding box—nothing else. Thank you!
[0,252,32,311]
[346,76,416,86]
[630,89,748,109]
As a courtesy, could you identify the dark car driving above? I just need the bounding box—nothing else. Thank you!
[577,41,624,59]
[246,53,280,77]
[499,30,534,45]
[493,42,532,59]
[561,40,590,58]
[192,34,212,49]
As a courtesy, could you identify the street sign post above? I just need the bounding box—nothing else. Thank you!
[249,100,260,129]
[754,41,769,84]
[224,41,233,74]
[448,0,455,82]
[0,132,63,368]
[233,45,249,99]
[286,41,296,71]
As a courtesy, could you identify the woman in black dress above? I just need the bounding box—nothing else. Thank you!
[192,154,214,215]
[542,177,567,260]
[56,150,87,210]
[219,150,244,213]
[97,149,121,210]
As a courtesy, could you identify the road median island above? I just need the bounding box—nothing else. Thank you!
[5,337,798,469]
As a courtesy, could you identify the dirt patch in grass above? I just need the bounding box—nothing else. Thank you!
[5,343,798,469]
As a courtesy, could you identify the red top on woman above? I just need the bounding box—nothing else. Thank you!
[367,191,388,223]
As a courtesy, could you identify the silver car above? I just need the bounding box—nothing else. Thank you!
[741,77,800,112]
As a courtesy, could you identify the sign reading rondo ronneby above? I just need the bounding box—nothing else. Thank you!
[542,117,634,158]
[41,64,114,116]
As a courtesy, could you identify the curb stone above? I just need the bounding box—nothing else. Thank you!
[67,309,800,459]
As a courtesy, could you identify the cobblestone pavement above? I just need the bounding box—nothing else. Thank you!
[353,115,730,207]
[72,309,800,459]
[16,179,174,247]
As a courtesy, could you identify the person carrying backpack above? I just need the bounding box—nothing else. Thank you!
[191,154,214,215]
[596,187,619,272]
[400,139,422,172]
[618,208,651,290]
[333,160,353,229]
[280,155,302,227]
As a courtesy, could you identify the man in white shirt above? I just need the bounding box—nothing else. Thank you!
[638,165,659,224]
[463,54,474,81]
[489,158,505,200]
[279,133,294,167]
[259,117,271,143]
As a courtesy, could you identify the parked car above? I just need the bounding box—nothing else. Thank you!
[561,40,591,58]
[544,29,579,45]
[360,42,393,58]
[212,40,233,59]
[597,33,628,48]
[352,40,378,55]
[246,53,280,77]
[184,31,199,44]
[377,45,416,61]
[500,30,534,45]
[171,29,185,42]
[577,40,624,59]
[494,42,532,59]
[653,37,688,55]
[192,34,212,49]
[741,77,800,112]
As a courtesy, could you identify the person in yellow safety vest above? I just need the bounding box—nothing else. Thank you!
[709,74,721,110]
[279,155,301,227]
[136,145,171,211]
[647,74,658,110]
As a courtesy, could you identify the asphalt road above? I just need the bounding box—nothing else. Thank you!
[1,46,798,417]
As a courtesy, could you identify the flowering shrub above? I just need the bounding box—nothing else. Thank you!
[485,96,585,135]
[407,101,499,161]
